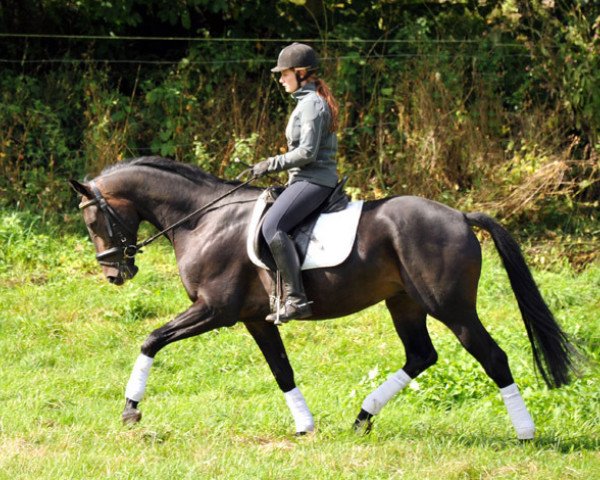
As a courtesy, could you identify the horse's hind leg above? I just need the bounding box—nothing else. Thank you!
[441,309,535,440]
[355,293,437,431]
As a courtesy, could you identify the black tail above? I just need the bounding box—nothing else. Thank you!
[466,212,577,388]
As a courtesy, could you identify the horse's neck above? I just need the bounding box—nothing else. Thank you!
[103,168,217,231]
[103,167,253,233]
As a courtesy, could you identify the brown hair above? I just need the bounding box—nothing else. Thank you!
[297,69,339,133]
[313,77,339,132]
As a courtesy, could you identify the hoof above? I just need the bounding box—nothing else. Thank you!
[294,429,315,437]
[122,408,142,424]
[353,418,373,435]
[353,409,374,434]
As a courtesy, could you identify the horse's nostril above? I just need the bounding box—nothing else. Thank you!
[107,275,124,285]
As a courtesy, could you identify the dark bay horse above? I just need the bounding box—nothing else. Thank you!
[70,156,576,439]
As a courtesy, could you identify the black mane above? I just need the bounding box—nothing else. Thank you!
[101,156,235,186]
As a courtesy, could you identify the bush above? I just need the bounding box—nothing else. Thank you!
[0,0,598,236]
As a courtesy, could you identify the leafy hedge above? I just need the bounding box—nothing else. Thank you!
[0,1,598,234]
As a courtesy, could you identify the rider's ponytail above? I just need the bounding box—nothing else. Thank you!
[313,77,339,133]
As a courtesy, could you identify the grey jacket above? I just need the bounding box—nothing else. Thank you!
[266,83,338,187]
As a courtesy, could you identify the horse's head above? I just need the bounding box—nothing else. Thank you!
[70,179,140,285]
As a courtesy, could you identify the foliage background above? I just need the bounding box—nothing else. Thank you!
[1,1,598,253]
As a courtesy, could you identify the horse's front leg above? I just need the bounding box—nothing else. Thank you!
[122,299,233,424]
[244,321,314,435]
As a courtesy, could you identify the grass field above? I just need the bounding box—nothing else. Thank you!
[0,212,598,479]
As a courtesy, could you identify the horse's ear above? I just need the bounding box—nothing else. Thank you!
[69,179,92,197]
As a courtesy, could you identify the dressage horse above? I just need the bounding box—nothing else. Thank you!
[70,156,576,439]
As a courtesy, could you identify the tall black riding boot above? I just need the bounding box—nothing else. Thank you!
[265,231,313,323]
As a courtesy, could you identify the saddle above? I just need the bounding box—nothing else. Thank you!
[247,178,364,272]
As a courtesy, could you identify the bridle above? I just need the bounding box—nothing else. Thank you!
[80,181,140,279]
[80,176,257,278]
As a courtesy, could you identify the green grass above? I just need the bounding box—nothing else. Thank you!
[0,212,598,479]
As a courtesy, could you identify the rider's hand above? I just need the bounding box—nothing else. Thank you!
[251,160,271,178]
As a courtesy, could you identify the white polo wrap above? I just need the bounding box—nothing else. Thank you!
[284,387,314,433]
[362,369,412,415]
[125,354,154,402]
[500,383,535,440]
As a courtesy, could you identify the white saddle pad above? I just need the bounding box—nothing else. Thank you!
[247,190,363,271]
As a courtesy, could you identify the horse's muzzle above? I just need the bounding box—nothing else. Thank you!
[107,272,125,285]
[103,260,138,285]
[122,262,139,280]
[96,245,139,285]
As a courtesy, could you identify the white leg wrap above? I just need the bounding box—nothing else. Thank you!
[284,387,314,433]
[362,369,412,415]
[500,383,535,440]
[125,354,154,402]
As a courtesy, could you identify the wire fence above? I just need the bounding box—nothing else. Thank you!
[0,33,535,157]
[0,51,534,65]
[0,31,537,65]
[0,32,527,46]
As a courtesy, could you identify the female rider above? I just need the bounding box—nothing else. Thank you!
[251,43,339,323]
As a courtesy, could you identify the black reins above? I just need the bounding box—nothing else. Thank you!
[81,176,257,263]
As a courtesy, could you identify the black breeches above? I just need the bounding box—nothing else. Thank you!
[261,181,333,244]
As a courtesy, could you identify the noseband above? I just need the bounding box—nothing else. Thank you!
[80,181,139,279]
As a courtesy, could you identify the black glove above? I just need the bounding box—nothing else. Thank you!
[251,160,271,178]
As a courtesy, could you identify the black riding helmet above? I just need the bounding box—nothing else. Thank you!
[271,43,318,85]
